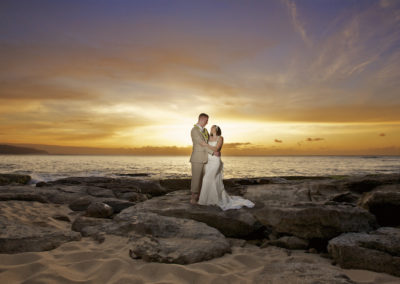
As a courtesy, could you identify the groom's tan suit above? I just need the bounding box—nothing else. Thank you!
[190,125,214,194]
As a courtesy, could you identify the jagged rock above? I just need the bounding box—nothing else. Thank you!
[0,222,81,253]
[328,227,400,277]
[115,190,262,238]
[252,203,377,240]
[0,174,31,185]
[342,174,400,193]
[0,202,81,253]
[128,234,230,264]
[73,212,231,264]
[86,202,113,218]
[358,185,400,226]
[45,176,172,197]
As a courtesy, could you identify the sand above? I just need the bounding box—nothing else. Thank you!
[1,200,400,284]
[1,233,400,284]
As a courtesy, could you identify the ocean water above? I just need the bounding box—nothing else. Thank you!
[0,155,399,184]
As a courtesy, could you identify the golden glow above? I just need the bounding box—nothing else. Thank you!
[1,1,400,155]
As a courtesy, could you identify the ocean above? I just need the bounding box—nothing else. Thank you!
[0,155,399,184]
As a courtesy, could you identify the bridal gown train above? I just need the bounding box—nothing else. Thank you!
[198,137,255,211]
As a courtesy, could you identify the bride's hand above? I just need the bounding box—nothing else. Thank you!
[200,141,207,146]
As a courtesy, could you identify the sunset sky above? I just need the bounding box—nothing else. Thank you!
[1,0,399,155]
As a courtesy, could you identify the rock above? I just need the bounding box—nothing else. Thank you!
[0,201,81,253]
[159,178,191,191]
[0,192,48,203]
[342,174,400,193]
[68,196,134,213]
[86,202,113,218]
[0,174,31,185]
[123,212,231,264]
[328,227,400,277]
[51,214,71,222]
[252,203,377,240]
[35,181,48,187]
[86,187,115,198]
[0,223,81,253]
[71,216,112,237]
[46,176,172,197]
[73,212,231,264]
[358,185,400,226]
[263,236,309,250]
[128,234,230,264]
[117,191,148,202]
[101,199,135,213]
[69,196,94,211]
[330,192,359,204]
[253,247,354,284]
[116,190,263,238]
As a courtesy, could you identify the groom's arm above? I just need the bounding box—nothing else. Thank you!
[191,128,214,155]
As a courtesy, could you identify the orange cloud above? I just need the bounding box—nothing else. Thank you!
[274,139,283,143]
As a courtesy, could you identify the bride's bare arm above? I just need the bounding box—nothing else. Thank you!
[201,137,224,152]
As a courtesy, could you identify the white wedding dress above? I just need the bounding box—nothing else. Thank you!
[198,137,255,211]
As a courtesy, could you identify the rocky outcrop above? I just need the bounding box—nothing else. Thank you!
[342,174,400,193]
[72,212,231,264]
[0,201,81,253]
[253,203,377,241]
[243,182,377,244]
[358,184,400,226]
[0,174,31,185]
[328,227,400,276]
[116,190,263,238]
[42,176,173,197]
[0,221,81,253]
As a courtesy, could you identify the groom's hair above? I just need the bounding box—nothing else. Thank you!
[198,113,209,119]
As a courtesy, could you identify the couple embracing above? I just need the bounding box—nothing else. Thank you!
[189,113,255,211]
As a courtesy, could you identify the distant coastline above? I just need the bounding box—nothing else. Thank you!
[0,143,399,156]
[0,145,48,155]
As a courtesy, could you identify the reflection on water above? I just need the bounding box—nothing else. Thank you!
[0,155,399,183]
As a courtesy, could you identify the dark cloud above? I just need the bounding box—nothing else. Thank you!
[306,137,324,142]
[379,133,386,136]
[274,139,283,143]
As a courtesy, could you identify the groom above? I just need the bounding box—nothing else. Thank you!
[190,113,220,204]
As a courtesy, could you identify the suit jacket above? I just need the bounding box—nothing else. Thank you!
[190,126,214,163]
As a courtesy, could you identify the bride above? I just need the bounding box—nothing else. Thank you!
[197,125,255,211]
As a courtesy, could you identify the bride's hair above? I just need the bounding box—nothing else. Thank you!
[213,125,222,136]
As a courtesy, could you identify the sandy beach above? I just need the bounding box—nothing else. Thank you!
[1,233,399,284]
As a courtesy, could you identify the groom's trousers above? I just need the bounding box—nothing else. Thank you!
[191,162,205,194]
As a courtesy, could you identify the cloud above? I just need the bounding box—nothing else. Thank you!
[274,139,283,143]
[306,137,324,142]
[379,133,386,137]
[281,0,311,46]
